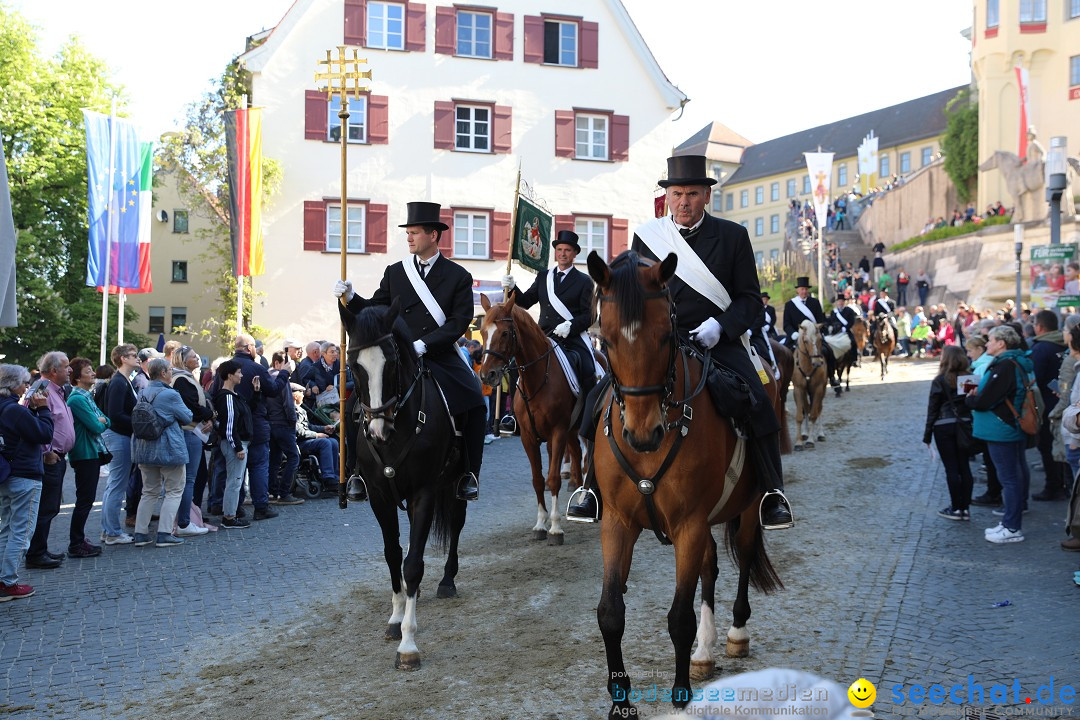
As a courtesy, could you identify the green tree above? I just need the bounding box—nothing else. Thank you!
[158,59,281,354]
[0,4,147,365]
[942,89,979,204]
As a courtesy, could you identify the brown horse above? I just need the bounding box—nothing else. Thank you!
[769,339,794,455]
[831,318,867,396]
[792,319,827,450]
[872,317,896,380]
[477,293,582,545]
[586,251,782,719]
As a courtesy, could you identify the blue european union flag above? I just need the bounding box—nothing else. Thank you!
[84,110,142,289]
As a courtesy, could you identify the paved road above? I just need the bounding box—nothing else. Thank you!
[1,360,1077,719]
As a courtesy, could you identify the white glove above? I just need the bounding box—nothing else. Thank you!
[690,317,722,349]
[553,320,572,338]
[333,279,355,302]
[790,331,799,340]
[413,339,427,356]
[501,274,515,290]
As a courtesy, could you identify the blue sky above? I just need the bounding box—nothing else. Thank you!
[11,0,973,144]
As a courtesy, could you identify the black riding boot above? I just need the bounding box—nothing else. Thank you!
[456,405,485,501]
[751,431,794,530]
[566,440,601,523]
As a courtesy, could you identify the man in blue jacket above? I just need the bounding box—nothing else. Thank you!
[1030,310,1069,501]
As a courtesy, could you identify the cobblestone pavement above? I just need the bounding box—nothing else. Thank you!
[1,360,1078,719]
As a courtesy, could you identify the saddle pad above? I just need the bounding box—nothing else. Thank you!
[823,332,852,356]
[551,340,580,397]
[706,435,746,524]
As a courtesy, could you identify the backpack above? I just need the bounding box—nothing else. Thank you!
[93,380,109,416]
[1005,360,1042,436]
[131,392,168,441]
[0,404,19,485]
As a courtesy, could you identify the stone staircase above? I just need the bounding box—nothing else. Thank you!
[828,229,873,267]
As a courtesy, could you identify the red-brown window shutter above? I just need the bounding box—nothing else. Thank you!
[345,0,366,46]
[610,114,629,162]
[434,100,455,149]
[304,201,327,251]
[366,203,389,253]
[492,106,512,154]
[406,3,426,51]
[434,6,455,54]
[368,95,389,144]
[610,218,629,259]
[580,21,598,69]
[492,211,511,259]
[305,90,328,141]
[438,209,454,256]
[554,110,575,158]
[523,15,544,63]
[494,12,514,60]
[554,214,575,237]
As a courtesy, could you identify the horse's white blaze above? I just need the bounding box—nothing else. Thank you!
[548,492,563,535]
[484,324,495,351]
[533,502,547,532]
[358,345,389,441]
[621,320,640,343]
[691,602,716,663]
[727,624,749,643]
[389,589,406,624]
[397,595,419,656]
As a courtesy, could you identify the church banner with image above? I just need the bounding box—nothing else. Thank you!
[1030,244,1080,308]
[803,152,834,232]
[512,196,551,274]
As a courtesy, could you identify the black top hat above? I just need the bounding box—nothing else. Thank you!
[399,201,449,231]
[795,276,812,289]
[658,155,718,188]
[760,291,771,300]
[551,230,581,253]
[834,295,846,303]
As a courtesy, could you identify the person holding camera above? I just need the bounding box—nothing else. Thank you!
[65,357,109,558]
[0,364,54,601]
[170,346,214,536]
[923,346,975,521]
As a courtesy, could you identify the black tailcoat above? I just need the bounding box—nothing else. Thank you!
[345,255,484,414]
[513,266,595,371]
[782,296,826,342]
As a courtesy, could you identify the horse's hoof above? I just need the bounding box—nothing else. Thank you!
[548,533,564,546]
[844,387,850,392]
[436,582,457,599]
[689,659,715,681]
[385,623,402,641]
[803,441,815,449]
[532,529,548,542]
[725,637,750,657]
[395,651,422,671]
[816,435,826,442]
[561,470,571,480]
[800,434,809,441]
[794,445,804,452]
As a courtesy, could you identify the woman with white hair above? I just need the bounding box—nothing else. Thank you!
[0,364,54,600]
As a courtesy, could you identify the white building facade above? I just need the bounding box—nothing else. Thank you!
[239,0,687,340]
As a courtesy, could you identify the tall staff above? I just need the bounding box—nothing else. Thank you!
[315,46,371,509]
[494,164,523,431]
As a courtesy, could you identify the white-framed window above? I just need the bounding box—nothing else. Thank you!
[770,214,779,234]
[575,114,608,160]
[754,218,764,237]
[457,10,492,58]
[770,248,779,261]
[770,182,779,202]
[880,154,891,177]
[1071,55,1080,86]
[837,165,848,187]
[754,186,764,205]
[754,251,764,267]
[1019,0,1046,23]
[544,19,578,66]
[367,1,405,50]
[786,179,796,198]
[170,307,187,332]
[711,191,724,214]
[453,211,489,259]
[328,95,367,143]
[148,306,165,334]
[740,189,749,208]
[725,193,734,211]
[987,0,1000,27]
[739,220,748,229]
[899,152,911,174]
[1070,0,1080,20]
[802,175,810,194]
[455,104,491,152]
[327,204,366,253]
[574,217,607,261]
[921,147,933,167]
[711,164,724,183]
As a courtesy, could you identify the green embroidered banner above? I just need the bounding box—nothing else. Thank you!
[512,196,551,274]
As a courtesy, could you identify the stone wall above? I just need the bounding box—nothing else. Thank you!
[857,160,961,250]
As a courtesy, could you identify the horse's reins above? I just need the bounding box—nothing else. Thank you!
[481,315,557,446]
[795,328,824,384]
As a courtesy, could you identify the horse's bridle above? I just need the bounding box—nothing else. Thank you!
[481,316,557,379]
[796,327,825,372]
[348,332,423,430]
[596,286,679,415]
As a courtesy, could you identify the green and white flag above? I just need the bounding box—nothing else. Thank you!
[512,196,552,274]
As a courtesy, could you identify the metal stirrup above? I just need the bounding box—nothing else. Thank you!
[565,486,599,524]
[759,489,794,530]
[347,475,369,501]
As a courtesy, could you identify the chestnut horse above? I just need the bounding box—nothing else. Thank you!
[792,319,827,450]
[477,293,583,545]
[872,317,897,380]
[769,339,794,455]
[586,251,782,719]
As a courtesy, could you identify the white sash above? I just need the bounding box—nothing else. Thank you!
[635,217,768,384]
[833,309,850,328]
[402,258,446,327]
[791,297,818,324]
[546,267,604,379]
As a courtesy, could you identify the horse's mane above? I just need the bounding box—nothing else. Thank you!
[353,305,418,366]
[606,250,646,332]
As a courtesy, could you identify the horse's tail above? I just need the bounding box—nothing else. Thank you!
[775,391,792,455]
[724,516,784,594]
[429,476,456,553]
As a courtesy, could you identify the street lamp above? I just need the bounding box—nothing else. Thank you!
[1046,136,1068,244]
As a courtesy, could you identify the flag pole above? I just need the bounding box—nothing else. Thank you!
[118,289,125,345]
[495,162,522,434]
[236,94,248,334]
[98,98,118,365]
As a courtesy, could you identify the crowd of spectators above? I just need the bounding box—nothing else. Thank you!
[919,201,1009,236]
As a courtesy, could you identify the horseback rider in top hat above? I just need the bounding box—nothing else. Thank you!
[782,276,839,387]
[333,201,485,502]
[761,292,779,342]
[501,230,598,417]
[567,154,794,530]
[826,293,860,378]
[871,288,898,337]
